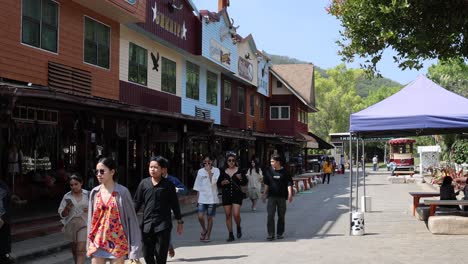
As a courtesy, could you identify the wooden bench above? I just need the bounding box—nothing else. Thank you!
[408,191,440,216]
[423,199,468,216]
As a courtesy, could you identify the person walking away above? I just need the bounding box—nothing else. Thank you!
[322,157,333,184]
[0,178,14,264]
[58,174,89,264]
[262,154,293,241]
[217,153,248,242]
[247,158,262,211]
[193,155,219,242]
[134,156,184,264]
[372,155,378,171]
[161,160,187,258]
[87,157,142,263]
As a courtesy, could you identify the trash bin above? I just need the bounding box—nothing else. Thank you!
[351,211,364,236]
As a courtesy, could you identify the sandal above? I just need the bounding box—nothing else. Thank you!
[200,230,207,241]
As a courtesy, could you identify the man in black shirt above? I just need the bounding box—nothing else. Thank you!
[134,156,184,264]
[262,153,293,241]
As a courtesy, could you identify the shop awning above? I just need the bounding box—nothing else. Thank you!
[280,136,301,146]
[0,84,213,125]
[213,127,256,141]
[307,132,334,149]
[296,133,319,148]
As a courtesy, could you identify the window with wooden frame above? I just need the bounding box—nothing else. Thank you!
[161,57,176,94]
[270,105,290,120]
[22,0,58,53]
[84,17,110,69]
[206,71,218,105]
[128,43,147,85]
[186,61,200,100]
[249,94,255,116]
[238,87,245,113]
[223,81,232,110]
[259,97,265,119]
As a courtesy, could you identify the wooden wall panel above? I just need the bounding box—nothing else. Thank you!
[220,75,247,130]
[120,81,181,113]
[0,0,120,100]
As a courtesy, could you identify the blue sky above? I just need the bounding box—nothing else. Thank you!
[191,0,436,85]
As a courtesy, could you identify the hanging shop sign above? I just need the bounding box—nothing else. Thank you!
[210,39,231,67]
[238,57,253,81]
[152,1,187,40]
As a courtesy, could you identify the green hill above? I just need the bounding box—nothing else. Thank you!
[265,52,402,97]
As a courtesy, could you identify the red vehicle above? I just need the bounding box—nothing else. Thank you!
[388,138,416,171]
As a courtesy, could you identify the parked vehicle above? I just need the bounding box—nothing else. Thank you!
[388,138,416,172]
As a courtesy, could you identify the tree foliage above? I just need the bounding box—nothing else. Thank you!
[328,0,468,76]
[452,139,468,165]
[427,58,468,160]
[309,65,404,143]
[308,65,363,140]
[427,58,468,98]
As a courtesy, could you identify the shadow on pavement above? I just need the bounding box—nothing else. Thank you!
[175,255,248,262]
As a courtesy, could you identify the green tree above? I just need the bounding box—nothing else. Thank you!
[361,85,401,108]
[452,139,468,165]
[328,0,468,76]
[309,65,363,140]
[427,58,468,161]
[427,58,468,98]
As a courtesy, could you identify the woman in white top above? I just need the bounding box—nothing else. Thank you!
[193,155,220,242]
[58,174,89,264]
[247,158,263,211]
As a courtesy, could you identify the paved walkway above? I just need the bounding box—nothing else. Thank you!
[18,171,468,264]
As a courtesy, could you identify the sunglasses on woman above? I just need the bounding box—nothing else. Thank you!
[227,159,236,162]
[95,169,106,175]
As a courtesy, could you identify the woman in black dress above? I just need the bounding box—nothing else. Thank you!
[217,153,248,242]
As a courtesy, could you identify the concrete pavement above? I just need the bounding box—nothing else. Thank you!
[19,171,468,264]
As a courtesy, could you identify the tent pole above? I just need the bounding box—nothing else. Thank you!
[355,136,359,211]
[384,142,387,166]
[362,139,366,211]
[348,133,353,235]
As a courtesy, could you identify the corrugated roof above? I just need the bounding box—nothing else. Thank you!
[271,64,316,111]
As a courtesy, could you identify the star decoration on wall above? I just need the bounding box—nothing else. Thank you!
[181,21,187,40]
[152,2,157,22]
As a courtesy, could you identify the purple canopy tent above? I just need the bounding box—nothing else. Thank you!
[350,75,468,137]
[347,75,468,235]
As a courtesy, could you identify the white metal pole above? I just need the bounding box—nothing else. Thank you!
[355,136,359,211]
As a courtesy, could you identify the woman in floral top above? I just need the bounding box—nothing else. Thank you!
[87,157,142,263]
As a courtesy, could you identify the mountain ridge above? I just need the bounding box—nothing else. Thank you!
[265,52,402,97]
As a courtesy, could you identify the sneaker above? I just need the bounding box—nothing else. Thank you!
[277,234,284,239]
[266,236,275,241]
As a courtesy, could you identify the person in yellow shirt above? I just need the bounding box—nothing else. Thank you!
[322,157,333,184]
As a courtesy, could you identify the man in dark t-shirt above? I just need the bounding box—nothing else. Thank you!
[134,156,184,264]
[262,154,293,241]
